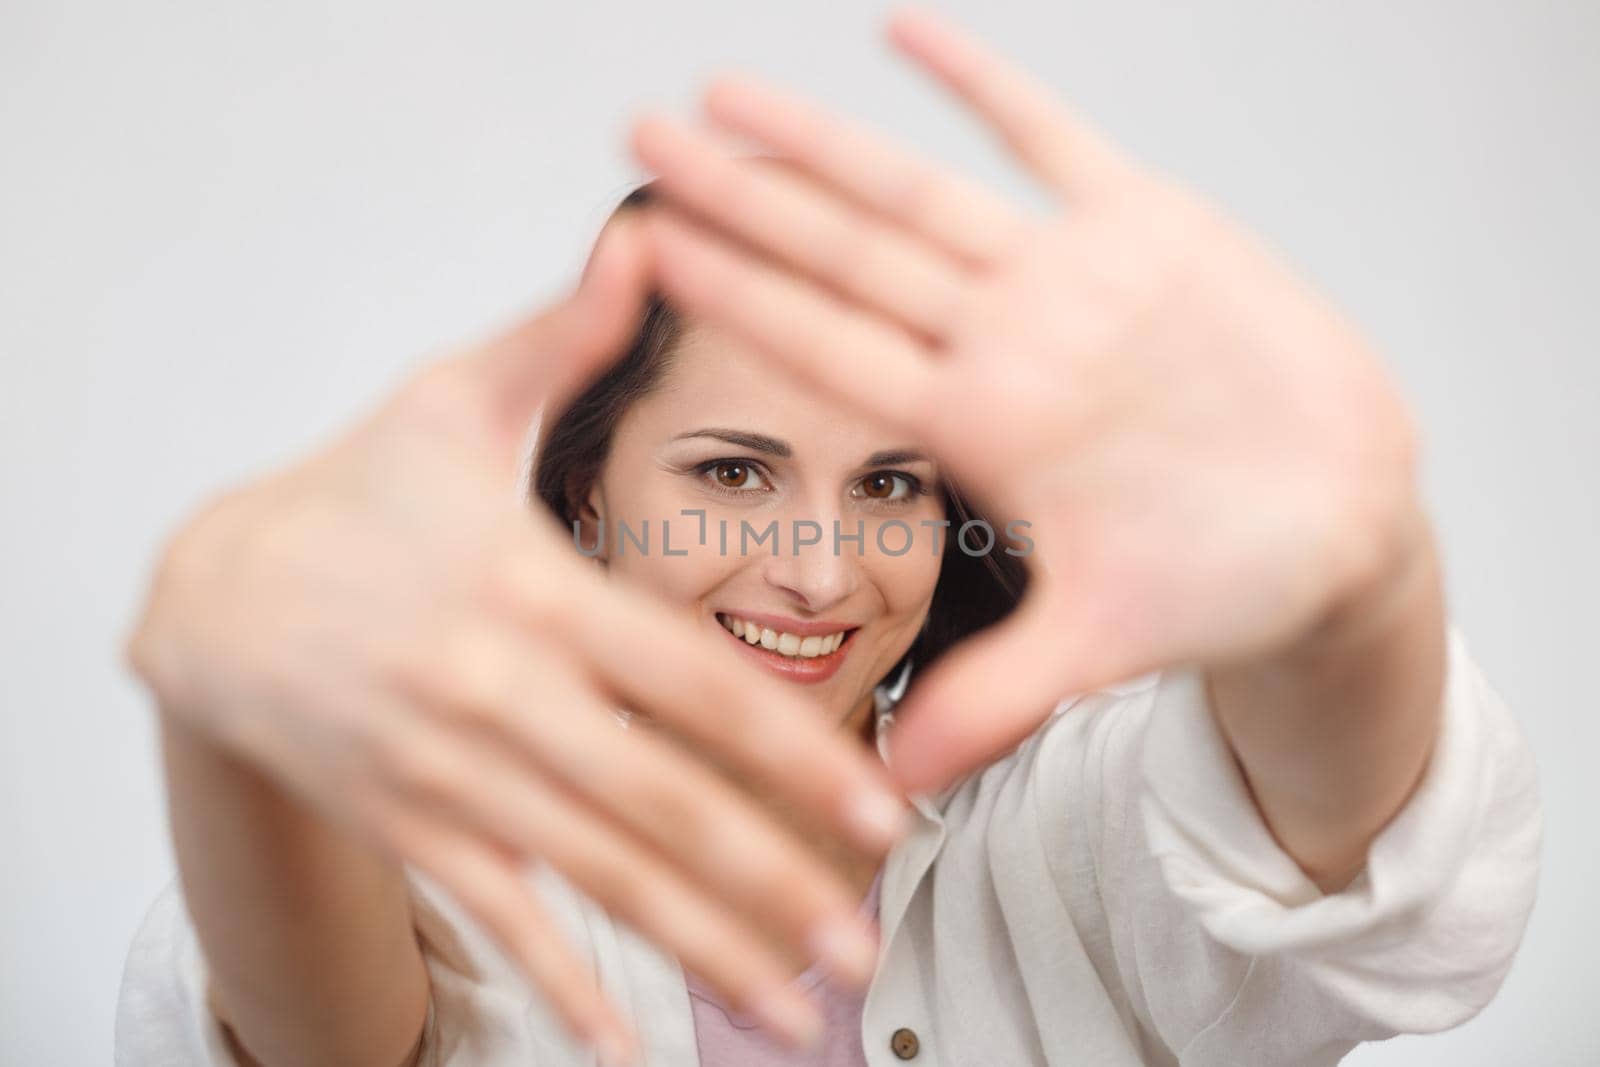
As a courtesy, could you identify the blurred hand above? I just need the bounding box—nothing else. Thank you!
[630,8,1425,795]
[125,219,908,1060]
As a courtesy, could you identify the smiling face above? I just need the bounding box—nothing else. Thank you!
[577,321,947,740]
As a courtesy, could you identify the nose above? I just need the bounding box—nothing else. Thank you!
[759,508,862,613]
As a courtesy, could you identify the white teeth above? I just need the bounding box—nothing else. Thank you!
[717,614,850,659]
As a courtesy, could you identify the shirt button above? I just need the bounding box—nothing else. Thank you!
[890,1027,920,1060]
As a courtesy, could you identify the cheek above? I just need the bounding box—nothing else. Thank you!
[859,522,945,616]
[602,503,744,609]
[607,554,727,611]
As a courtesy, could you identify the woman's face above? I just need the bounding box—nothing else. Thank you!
[581,322,946,736]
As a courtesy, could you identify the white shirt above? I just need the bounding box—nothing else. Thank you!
[115,625,1542,1066]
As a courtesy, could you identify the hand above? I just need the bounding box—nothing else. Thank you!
[629,8,1423,794]
[125,219,908,1058]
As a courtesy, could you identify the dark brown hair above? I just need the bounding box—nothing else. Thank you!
[530,185,1026,693]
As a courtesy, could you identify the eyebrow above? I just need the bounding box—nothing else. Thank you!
[670,429,933,469]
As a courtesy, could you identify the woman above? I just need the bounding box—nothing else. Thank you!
[116,10,1542,1067]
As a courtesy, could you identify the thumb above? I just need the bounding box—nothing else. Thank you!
[885,589,1144,795]
[472,215,654,439]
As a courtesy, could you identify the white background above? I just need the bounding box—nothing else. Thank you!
[2,1,1596,1063]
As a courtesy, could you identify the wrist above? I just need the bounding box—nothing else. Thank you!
[1281,498,1440,674]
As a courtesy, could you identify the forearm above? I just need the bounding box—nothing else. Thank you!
[1205,509,1448,894]
[161,711,429,1067]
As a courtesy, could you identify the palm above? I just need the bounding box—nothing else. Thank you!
[936,184,1406,663]
[633,9,1417,791]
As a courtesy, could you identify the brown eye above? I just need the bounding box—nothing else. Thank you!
[858,472,919,502]
[861,473,896,499]
[702,461,769,492]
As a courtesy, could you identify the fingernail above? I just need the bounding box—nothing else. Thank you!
[848,789,910,850]
[808,915,879,986]
[751,988,823,1048]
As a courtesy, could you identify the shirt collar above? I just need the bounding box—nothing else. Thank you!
[869,659,1163,821]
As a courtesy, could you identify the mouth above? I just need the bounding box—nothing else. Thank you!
[714,611,860,684]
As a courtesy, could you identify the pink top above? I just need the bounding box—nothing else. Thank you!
[685,869,883,1066]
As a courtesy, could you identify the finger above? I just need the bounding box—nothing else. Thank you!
[700,72,1027,266]
[508,650,884,993]
[885,7,1131,198]
[467,214,654,442]
[492,547,912,859]
[406,622,885,988]
[642,208,941,433]
[375,725,832,1047]
[631,114,970,340]
[482,517,912,857]
[390,808,640,1066]
[883,586,1152,795]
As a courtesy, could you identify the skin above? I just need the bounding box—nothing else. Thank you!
[630,6,1448,898]
[127,221,912,1067]
[126,9,1462,1067]
[578,319,950,924]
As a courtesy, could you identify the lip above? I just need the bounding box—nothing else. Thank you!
[714,611,859,685]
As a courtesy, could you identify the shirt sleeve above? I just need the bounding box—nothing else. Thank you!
[1116,623,1542,1064]
[113,865,590,1067]
[114,876,250,1067]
